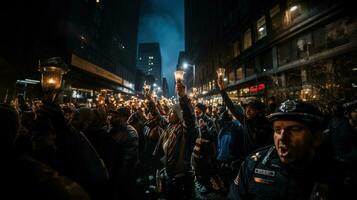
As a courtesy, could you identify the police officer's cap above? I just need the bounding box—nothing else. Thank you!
[267,100,324,130]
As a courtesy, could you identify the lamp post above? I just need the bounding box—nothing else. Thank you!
[38,57,69,102]
[174,70,185,84]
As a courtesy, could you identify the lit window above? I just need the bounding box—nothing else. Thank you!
[236,67,243,81]
[256,16,267,40]
[270,5,282,33]
[229,71,235,84]
[284,0,303,25]
[243,29,252,50]
[149,56,154,59]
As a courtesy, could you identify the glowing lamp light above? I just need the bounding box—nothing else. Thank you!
[290,5,298,12]
[38,57,69,91]
[216,68,225,80]
[174,70,185,83]
[47,78,56,84]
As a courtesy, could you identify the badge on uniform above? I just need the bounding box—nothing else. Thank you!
[254,168,276,177]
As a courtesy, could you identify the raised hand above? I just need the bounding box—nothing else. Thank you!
[176,82,186,97]
[217,78,225,91]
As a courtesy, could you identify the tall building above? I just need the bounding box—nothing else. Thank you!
[176,51,187,70]
[162,77,169,98]
[137,42,162,86]
[0,0,140,100]
[185,0,357,103]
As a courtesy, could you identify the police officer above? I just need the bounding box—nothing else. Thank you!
[227,100,333,200]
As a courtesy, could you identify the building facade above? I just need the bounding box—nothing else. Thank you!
[185,0,357,104]
[137,42,162,86]
[176,51,194,91]
[0,0,140,101]
[162,77,169,98]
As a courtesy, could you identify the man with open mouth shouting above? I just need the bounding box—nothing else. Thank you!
[227,99,355,200]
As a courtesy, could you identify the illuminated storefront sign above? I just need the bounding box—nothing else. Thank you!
[239,83,266,96]
[249,83,265,93]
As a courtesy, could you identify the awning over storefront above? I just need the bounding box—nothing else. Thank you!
[69,54,135,94]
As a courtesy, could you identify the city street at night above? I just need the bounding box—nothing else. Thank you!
[0,0,356,199]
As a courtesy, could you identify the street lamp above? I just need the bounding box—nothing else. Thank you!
[174,70,185,83]
[38,57,69,101]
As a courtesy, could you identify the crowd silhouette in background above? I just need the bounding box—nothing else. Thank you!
[1,79,356,200]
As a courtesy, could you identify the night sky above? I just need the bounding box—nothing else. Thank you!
[138,0,184,97]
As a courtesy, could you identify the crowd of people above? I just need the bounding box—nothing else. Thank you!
[1,79,356,200]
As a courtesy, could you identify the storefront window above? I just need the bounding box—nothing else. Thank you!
[285,68,302,99]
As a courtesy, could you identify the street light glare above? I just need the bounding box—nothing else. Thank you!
[183,63,188,69]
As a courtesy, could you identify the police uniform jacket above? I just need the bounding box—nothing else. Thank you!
[228,145,332,200]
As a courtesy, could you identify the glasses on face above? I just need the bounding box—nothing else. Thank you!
[273,125,306,135]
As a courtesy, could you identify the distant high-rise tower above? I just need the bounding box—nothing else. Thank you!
[162,77,169,98]
[137,43,162,85]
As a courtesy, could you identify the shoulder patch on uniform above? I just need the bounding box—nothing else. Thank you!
[254,168,276,177]
[251,152,261,161]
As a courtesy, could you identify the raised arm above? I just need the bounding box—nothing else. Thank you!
[217,79,244,122]
[176,82,197,142]
[146,94,161,117]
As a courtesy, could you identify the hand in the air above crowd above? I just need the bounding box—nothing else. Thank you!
[217,78,224,91]
[176,82,186,97]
